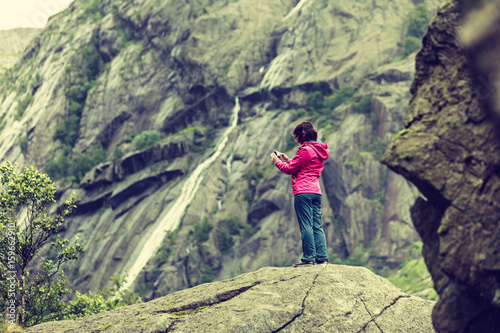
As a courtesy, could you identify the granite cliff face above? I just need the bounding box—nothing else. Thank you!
[382,1,500,331]
[0,28,41,74]
[0,0,440,299]
[24,265,436,333]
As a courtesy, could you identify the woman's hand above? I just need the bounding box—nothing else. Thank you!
[280,153,290,163]
[270,153,279,163]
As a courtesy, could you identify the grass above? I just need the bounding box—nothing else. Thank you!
[387,256,438,300]
[178,126,205,135]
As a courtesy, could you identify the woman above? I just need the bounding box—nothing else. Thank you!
[270,121,330,267]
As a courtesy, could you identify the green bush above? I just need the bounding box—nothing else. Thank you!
[407,4,431,38]
[217,227,233,254]
[225,217,258,237]
[355,95,372,114]
[386,256,438,300]
[242,169,265,182]
[44,145,106,183]
[330,246,368,267]
[62,274,141,320]
[68,145,106,182]
[371,138,386,160]
[55,47,103,151]
[403,36,422,56]
[324,86,356,111]
[84,0,104,21]
[307,91,324,111]
[44,155,70,180]
[201,265,215,283]
[82,47,104,81]
[113,146,124,161]
[15,94,33,120]
[193,219,213,243]
[399,4,430,59]
[133,130,162,151]
[292,108,308,121]
[19,136,28,155]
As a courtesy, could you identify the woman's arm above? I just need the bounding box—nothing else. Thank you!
[274,147,311,175]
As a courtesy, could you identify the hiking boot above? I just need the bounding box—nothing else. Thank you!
[293,260,315,267]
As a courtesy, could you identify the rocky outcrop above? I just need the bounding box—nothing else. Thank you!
[24,264,436,333]
[382,1,500,331]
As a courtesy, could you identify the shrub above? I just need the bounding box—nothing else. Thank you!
[68,145,106,182]
[225,217,257,237]
[324,86,356,111]
[19,136,28,155]
[55,47,103,151]
[242,169,265,182]
[371,138,386,160]
[292,108,308,121]
[113,146,124,161]
[44,155,70,180]
[82,47,103,81]
[355,95,372,114]
[62,274,141,320]
[403,36,422,56]
[15,94,33,120]
[201,265,215,283]
[399,4,431,59]
[407,4,431,39]
[84,0,104,21]
[193,219,213,243]
[44,145,106,183]
[133,130,162,151]
[217,227,233,254]
[307,91,324,111]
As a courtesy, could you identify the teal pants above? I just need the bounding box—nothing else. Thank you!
[294,193,329,263]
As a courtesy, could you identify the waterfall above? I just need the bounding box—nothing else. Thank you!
[121,98,241,291]
[282,0,311,21]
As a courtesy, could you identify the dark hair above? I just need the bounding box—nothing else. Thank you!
[292,121,317,144]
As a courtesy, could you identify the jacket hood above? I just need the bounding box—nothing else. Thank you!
[305,142,329,161]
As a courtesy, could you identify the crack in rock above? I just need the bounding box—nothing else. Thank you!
[271,265,328,333]
[360,298,383,333]
[154,282,261,314]
[357,295,411,333]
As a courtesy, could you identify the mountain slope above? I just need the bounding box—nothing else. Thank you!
[0,0,440,299]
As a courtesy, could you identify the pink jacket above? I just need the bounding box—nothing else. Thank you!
[274,141,330,196]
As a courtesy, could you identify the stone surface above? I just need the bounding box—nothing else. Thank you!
[24,265,436,333]
[0,28,41,74]
[382,1,500,331]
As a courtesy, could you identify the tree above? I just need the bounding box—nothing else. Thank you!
[0,161,84,327]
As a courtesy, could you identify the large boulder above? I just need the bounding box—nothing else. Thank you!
[382,1,500,331]
[24,265,435,333]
